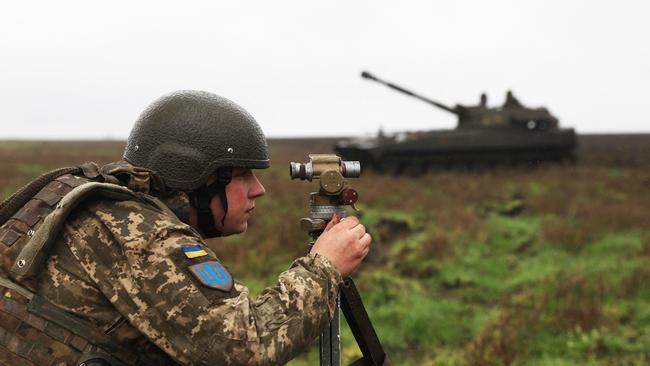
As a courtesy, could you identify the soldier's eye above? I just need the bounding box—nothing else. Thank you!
[231,168,251,178]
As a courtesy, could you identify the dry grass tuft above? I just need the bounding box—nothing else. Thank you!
[465,307,536,366]
[544,273,609,331]
[420,229,455,260]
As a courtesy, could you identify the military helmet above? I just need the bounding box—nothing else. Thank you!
[123,90,269,191]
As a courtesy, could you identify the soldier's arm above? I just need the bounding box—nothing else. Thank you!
[63,199,341,366]
[205,254,341,364]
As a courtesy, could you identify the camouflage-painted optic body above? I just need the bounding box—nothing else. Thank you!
[335,72,577,174]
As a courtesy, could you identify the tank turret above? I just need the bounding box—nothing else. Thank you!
[361,71,560,131]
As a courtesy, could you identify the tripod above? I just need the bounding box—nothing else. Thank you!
[318,256,391,366]
[290,155,390,366]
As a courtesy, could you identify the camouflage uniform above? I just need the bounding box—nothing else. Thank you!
[1,162,342,365]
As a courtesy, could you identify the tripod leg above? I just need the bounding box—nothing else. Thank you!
[340,278,390,366]
[320,294,341,366]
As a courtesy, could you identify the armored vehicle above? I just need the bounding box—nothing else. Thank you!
[335,71,577,174]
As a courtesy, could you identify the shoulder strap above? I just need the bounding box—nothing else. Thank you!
[10,181,142,281]
[0,166,82,224]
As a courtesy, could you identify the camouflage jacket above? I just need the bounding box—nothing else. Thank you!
[10,162,343,365]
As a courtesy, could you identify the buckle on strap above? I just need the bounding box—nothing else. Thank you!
[0,276,34,300]
[78,352,127,366]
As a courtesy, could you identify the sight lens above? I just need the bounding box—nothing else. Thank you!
[341,161,361,177]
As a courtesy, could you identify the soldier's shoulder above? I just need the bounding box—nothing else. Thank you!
[68,194,192,241]
[78,194,173,219]
[89,194,168,214]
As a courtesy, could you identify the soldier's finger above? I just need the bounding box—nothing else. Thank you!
[350,224,366,239]
[324,212,340,232]
[338,215,360,229]
[359,233,371,248]
[361,244,370,258]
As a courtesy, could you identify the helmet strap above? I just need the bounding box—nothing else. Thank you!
[189,167,232,238]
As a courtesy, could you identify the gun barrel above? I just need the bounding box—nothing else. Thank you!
[361,71,457,115]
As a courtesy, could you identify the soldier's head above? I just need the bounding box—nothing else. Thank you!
[123,90,269,237]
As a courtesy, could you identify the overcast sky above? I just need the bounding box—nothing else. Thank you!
[1,1,648,139]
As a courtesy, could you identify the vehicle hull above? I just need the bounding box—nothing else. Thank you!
[334,127,577,174]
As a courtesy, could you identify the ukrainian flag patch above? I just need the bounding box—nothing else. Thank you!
[182,245,208,259]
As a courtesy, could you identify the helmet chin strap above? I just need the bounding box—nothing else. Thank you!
[188,167,232,238]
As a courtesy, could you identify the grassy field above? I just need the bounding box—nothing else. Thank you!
[1,136,649,365]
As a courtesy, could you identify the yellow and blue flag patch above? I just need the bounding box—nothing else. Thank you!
[182,245,208,259]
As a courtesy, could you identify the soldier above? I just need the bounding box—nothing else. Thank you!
[0,91,371,365]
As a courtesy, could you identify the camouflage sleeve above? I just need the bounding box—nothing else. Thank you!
[62,198,342,366]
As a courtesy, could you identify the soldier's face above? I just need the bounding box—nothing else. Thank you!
[209,167,266,235]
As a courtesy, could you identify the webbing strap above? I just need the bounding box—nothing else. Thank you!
[0,276,33,300]
[27,296,119,352]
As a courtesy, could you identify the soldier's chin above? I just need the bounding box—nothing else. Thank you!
[223,222,248,236]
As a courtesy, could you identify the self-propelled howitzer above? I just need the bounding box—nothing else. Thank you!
[335,71,576,174]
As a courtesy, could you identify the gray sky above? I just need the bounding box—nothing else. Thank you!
[1,0,648,139]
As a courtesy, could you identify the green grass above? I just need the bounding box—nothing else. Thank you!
[2,139,650,365]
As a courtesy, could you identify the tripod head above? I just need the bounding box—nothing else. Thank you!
[290,154,360,238]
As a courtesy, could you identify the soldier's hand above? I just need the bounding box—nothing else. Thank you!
[310,213,371,277]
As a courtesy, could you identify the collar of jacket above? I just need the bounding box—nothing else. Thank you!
[99,161,191,224]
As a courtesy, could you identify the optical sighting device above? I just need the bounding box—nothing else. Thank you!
[290,154,390,366]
